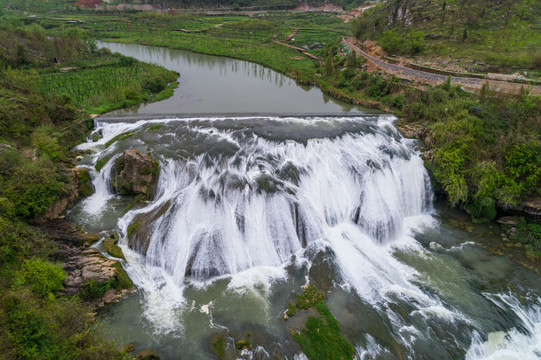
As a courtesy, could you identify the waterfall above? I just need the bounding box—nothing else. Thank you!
[81,154,118,215]
[466,293,541,360]
[80,115,454,336]
[102,115,434,305]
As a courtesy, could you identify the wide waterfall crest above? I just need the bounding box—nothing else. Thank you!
[104,116,433,287]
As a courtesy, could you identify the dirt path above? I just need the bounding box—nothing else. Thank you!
[343,37,541,95]
[274,41,320,60]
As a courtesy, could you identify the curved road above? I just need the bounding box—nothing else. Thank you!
[342,37,541,95]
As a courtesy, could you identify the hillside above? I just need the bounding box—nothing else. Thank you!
[352,0,541,75]
[0,24,177,359]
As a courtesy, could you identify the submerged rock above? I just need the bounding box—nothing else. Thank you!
[497,216,521,226]
[135,349,161,360]
[112,149,159,198]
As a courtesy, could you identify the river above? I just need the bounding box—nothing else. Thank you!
[66,42,541,360]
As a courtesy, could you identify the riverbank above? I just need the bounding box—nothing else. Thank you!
[0,25,180,359]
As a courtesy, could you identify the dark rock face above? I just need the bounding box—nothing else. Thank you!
[506,196,541,222]
[112,149,159,198]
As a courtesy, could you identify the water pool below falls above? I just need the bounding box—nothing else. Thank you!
[68,115,540,360]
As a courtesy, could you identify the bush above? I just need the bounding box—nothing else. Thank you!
[31,126,62,160]
[79,279,113,300]
[2,158,64,219]
[15,258,65,298]
[379,30,404,55]
[143,77,166,93]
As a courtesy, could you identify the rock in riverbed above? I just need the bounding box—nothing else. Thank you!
[111,149,159,198]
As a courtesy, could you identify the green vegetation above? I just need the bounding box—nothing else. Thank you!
[211,334,226,359]
[15,258,65,299]
[79,278,115,300]
[503,219,541,253]
[288,284,355,360]
[286,302,297,317]
[0,22,174,359]
[352,0,541,71]
[399,83,540,220]
[295,283,325,309]
[234,338,251,350]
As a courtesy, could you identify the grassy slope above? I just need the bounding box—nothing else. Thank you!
[352,0,541,74]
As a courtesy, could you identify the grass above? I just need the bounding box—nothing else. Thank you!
[288,284,355,360]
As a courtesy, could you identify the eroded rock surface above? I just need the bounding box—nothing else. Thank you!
[112,149,159,198]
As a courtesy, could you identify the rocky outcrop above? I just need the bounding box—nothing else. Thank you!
[112,149,159,199]
[135,349,161,360]
[507,196,541,221]
[59,245,133,308]
[35,167,79,223]
[47,221,133,309]
[395,121,425,139]
[127,201,172,255]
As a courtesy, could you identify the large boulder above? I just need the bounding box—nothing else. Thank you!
[112,149,159,199]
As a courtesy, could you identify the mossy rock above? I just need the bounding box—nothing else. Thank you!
[212,334,227,359]
[103,236,125,260]
[76,168,94,197]
[112,261,133,290]
[127,219,141,240]
[135,348,160,360]
[95,155,111,172]
[295,284,325,310]
[235,339,251,351]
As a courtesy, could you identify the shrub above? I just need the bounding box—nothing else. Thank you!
[2,159,64,219]
[379,30,404,55]
[143,77,167,93]
[31,126,62,160]
[79,279,113,300]
[15,258,65,298]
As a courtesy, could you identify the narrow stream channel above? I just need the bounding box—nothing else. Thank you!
[65,42,541,360]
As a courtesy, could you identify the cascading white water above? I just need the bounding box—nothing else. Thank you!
[81,155,118,215]
[83,115,458,336]
[466,293,541,360]
[74,115,541,358]
[115,116,430,282]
